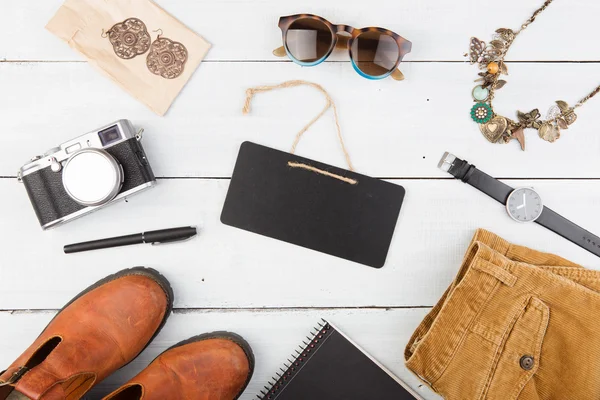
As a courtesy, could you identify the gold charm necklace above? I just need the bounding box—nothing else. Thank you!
[468,0,600,150]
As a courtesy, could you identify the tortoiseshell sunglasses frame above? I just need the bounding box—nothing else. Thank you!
[275,14,412,81]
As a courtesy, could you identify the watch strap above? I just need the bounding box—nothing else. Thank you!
[439,152,600,258]
[537,207,600,257]
[439,152,512,203]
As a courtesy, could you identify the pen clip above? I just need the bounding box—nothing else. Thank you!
[151,235,197,246]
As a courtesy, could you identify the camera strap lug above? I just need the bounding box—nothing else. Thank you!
[136,128,144,141]
[17,171,23,183]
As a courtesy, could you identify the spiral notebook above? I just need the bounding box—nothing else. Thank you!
[258,320,422,400]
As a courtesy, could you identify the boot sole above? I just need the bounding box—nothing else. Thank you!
[157,331,255,400]
[42,266,174,369]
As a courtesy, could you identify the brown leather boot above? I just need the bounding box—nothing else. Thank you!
[0,267,173,400]
[103,332,254,400]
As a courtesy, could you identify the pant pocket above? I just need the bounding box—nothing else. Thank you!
[483,296,550,400]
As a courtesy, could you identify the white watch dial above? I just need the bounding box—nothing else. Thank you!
[507,187,543,223]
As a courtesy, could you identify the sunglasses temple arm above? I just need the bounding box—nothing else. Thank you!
[273,46,287,57]
[391,68,405,81]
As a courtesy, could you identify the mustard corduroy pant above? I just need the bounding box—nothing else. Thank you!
[406,229,600,400]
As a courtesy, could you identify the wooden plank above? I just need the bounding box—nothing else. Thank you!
[2,62,600,178]
[1,178,599,310]
[0,2,597,400]
[0,308,439,399]
[1,0,599,62]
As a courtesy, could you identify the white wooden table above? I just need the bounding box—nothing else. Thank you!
[1,1,600,398]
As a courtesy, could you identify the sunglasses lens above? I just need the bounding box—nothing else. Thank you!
[285,18,333,64]
[351,31,400,77]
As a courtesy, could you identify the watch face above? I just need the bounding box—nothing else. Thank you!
[507,187,543,223]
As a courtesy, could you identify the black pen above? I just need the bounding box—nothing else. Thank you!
[64,226,197,254]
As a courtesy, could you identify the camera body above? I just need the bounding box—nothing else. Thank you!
[19,120,156,229]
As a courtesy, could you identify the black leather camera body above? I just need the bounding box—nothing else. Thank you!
[19,120,156,229]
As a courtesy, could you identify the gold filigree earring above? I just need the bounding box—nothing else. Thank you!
[146,29,188,79]
[102,18,151,60]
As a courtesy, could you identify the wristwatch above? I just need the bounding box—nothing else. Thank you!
[438,152,600,257]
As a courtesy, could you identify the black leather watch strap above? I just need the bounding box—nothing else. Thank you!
[443,154,513,203]
[537,207,600,257]
[439,152,600,258]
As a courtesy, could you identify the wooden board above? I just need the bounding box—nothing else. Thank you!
[0,309,440,399]
[2,62,600,178]
[1,0,600,61]
[1,0,600,398]
[1,178,599,311]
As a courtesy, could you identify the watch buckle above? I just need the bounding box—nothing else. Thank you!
[438,152,456,172]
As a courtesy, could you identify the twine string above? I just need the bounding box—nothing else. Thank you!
[242,80,356,183]
[287,162,358,185]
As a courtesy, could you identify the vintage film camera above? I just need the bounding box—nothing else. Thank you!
[19,120,156,229]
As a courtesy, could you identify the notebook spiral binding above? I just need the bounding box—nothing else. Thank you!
[257,319,334,400]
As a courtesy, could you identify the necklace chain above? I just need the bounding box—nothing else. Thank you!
[470,0,600,148]
[511,0,600,108]
[576,85,600,108]
[515,0,554,35]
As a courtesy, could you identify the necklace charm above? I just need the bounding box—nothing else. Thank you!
[472,85,490,101]
[555,100,577,126]
[480,116,508,143]
[538,122,561,142]
[517,109,542,130]
[466,0,599,150]
[546,104,562,121]
[510,127,526,151]
[468,37,489,65]
[471,103,493,123]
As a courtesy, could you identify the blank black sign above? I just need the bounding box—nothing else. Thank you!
[221,142,405,268]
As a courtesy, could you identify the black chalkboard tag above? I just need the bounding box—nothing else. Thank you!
[221,142,405,268]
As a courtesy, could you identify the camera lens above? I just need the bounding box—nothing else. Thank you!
[62,149,123,206]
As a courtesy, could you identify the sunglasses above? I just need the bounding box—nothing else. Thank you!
[273,14,412,81]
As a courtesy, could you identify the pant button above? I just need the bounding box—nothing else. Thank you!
[520,355,535,370]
